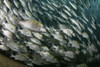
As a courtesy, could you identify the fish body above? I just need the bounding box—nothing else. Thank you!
[19,20,46,32]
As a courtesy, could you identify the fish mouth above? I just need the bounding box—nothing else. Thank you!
[40,27,46,32]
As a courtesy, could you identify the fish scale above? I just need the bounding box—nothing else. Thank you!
[0,0,100,67]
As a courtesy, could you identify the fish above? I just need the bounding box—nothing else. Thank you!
[11,53,28,61]
[76,63,88,67]
[18,28,32,37]
[64,51,74,58]
[26,42,40,52]
[19,0,26,8]
[25,9,32,18]
[38,51,57,63]
[13,0,19,8]
[27,1,32,12]
[82,32,89,38]
[6,41,20,52]
[3,0,12,10]
[71,40,80,49]
[19,20,46,32]
[30,38,42,45]
[2,28,13,40]
[8,14,19,25]
[69,1,77,10]
[12,8,19,16]
[2,21,16,33]
[32,32,43,40]
[52,32,64,42]
[41,46,49,52]
[0,44,9,51]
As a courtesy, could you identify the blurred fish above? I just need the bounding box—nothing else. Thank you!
[6,41,20,52]
[2,28,13,40]
[30,38,42,45]
[76,63,88,67]
[13,0,20,8]
[19,0,26,8]
[32,32,43,40]
[18,28,32,37]
[3,0,12,10]
[11,53,28,61]
[64,51,74,58]
[2,21,16,33]
[26,42,40,52]
[0,44,9,51]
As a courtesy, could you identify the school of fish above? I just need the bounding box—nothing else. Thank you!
[0,0,100,67]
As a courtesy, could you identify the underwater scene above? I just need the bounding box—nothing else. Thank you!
[0,0,100,67]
